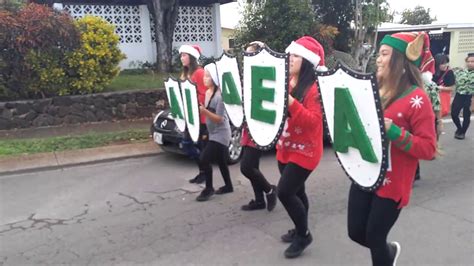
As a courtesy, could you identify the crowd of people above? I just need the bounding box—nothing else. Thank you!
[174,31,473,262]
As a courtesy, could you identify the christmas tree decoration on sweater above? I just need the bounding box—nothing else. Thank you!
[317,62,389,191]
[215,52,244,127]
[242,46,289,150]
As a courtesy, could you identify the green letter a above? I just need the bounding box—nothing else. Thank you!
[333,87,378,163]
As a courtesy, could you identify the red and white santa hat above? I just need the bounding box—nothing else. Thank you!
[285,36,327,71]
[178,44,202,60]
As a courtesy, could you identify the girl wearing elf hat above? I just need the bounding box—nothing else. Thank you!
[178,44,208,184]
[195,62,233,201]
[276,36,325,258]
[347,32,437,265]
[240,41,277,212]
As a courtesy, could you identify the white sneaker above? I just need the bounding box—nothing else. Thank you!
[390,241,401,266]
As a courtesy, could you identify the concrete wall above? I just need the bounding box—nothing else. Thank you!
[0,90,168,130]
[449,29,474,69]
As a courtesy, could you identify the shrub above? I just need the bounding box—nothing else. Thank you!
[66,16,125,94]
[0,4,79,100]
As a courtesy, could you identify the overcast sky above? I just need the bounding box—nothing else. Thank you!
[220,0,474,28]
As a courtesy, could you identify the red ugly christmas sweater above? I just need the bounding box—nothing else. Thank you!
[276,83,324,171]
[377,86,437,208]
[190,67,207,124]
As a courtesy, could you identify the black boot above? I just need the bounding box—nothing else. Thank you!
[266,185,277,211]
[196,188,215,202]
[281,229,296,243]
[284,231,313,258]
[241,199,266,211]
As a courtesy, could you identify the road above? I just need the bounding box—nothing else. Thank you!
[0,122,473,265]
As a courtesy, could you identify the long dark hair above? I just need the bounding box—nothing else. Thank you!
[380,49,423,109]
[434,53,450,78]
[291,58,316,102]
[180,55,199,80]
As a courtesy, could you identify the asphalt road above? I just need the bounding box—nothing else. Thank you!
[0,122,472,265]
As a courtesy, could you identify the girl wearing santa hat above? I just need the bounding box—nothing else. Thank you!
[347,32,437,265]
[276,36,325,258]
[178,44,208,184]
[195,63,233,202]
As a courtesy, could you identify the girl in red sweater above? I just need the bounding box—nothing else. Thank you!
[347,32,437,266]
[276,36,326,258]
[240,41,277,212]
[178,45,208,184]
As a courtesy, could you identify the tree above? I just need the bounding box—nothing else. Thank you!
[234,0,317,52]
[147,0,179,72]
[400,6,436,25]
[352,0,391,71]
[0,0,26,11]
[312,0,353,52]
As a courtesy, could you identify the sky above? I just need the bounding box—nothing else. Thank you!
[220,0,474,29]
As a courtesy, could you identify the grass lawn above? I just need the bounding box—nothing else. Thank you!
[105,71,179,92]
[0,129,151,157]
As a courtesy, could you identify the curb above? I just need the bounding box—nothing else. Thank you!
[0,140,162,176]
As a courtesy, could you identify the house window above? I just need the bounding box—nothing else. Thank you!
[64,4,143,44]
[229,39,235,48]
[458,31,474,53]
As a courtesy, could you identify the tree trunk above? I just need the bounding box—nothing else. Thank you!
[150,0,179,72]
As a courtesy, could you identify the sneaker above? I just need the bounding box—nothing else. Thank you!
[196,188,214,202]
[281,229,296,243]
[241,199,266,211]
[189,173,203,184]
[215,186,233,195]
[455,133,465,140]
[284,231,313,258]
[389,241,401,266]
[266,185,277,212]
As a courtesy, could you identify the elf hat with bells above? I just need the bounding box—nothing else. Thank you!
[380,31,435,83]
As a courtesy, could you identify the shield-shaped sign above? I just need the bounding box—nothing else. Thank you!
[243,46,288,150]
[215,52,244,128]
[180,79,200,142]
[316,62,388,191]
[164,76,186,132]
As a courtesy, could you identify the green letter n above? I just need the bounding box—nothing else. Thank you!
[333,87,378,163]
[250,66,276,124]
[221,72,242,105]
[168,87,184,120]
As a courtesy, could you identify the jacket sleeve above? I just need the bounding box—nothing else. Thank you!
[287,84,323,131]
[192,68,206,105]
[386,90,437,160]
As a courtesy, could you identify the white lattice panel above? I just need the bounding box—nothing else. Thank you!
[64,4,143,44]
[458,31,474,53]
[173,6,214,43]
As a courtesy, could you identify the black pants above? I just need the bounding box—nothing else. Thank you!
[199,141,232,190]
[348,184,401,266]
[451,93,472,134]
[277,162,312,237]
[240,146,271,202]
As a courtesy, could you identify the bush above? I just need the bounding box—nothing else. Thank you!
[66,16,126,94]
[0,4,80,100]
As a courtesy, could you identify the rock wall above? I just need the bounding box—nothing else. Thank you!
[0,90,168,130]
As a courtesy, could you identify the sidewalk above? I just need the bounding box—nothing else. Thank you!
[0,119,163,175]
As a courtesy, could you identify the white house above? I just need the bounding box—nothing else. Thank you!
[34,0,235,68]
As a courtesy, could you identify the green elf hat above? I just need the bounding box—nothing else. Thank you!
[380,32,434,74]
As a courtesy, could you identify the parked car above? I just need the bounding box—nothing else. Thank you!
[151,109,243,165]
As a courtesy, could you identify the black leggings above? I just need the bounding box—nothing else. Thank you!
[199,141,232,190]
[348,184,401,266]
[240,146,271,202]
[451,93,472,134]
[277,162,312,237]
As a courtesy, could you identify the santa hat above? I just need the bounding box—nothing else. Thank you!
[204,63,219,87]
[380,31,435,83]
[178,44,202,60]
[285,36,327,71]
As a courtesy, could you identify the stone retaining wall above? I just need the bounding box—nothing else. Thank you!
[0,90,168,130]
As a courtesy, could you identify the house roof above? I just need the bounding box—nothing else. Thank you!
[31,0,234,6]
